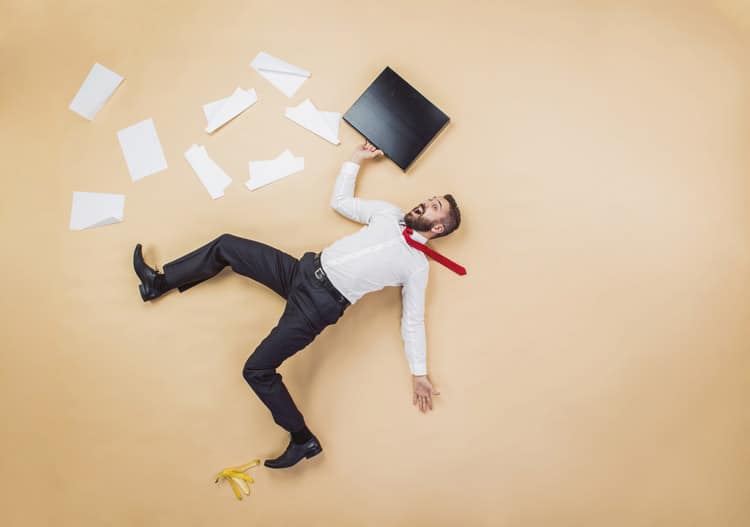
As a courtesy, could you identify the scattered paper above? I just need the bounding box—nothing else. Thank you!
[246,150,304,191]
[117,118,168,181]
[285,98,340,145]
[203,87,258,133]
[184,145,232,199]
[69,63,124,120]
[69,192,125,230]
[250,51,310,97]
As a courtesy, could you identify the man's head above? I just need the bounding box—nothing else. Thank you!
[403,194,461,239]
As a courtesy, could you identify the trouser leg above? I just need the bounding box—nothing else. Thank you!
[241,302,325,433]
[161,233,298,297]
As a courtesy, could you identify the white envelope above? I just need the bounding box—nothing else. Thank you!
[117,118,168,181]
[250,51,310,97]
[184,145,232,199]
[69,63,124,120]
[204,87,258,133]
[246,149,305,191]
[285,98,340,145]
[69,192,125,230]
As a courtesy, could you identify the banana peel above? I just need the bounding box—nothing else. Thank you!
[214,459,260,501]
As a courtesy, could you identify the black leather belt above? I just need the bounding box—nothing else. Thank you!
[312,253,350,307]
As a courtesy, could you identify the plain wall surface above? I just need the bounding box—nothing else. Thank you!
[1,1,749,525]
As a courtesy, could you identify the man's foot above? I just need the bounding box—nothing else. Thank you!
[133,243,165,302]
[264,435,323,469]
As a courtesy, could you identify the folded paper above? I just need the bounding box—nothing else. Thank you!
[246,149,304,191]
[69,63,124,120]
[69,192,125,230]
[285,98,340,145]
[117,118,168,181]
[204,87,258,133]
[184,145,232,199]
[250,51,310,97]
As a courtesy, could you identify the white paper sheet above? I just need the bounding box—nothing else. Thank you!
[184,144,232,199]
[69,191,125,230]
[250,51,310,97]
[69,63,124,120]
[284,99,340,144]
[203,87,258,133]
[246,149,305,190]
[117,118,168,181]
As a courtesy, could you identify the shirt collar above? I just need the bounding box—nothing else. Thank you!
[400,220,429,244]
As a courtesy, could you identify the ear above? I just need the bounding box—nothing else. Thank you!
[431,223,445,235]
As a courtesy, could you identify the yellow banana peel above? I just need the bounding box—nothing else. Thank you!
[226,475,243,500]
[231,476,251,495]
[230,471,254,484]
[233,459,260,472]
[214,459,261,501]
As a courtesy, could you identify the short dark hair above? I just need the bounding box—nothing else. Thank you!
[435,194,461,238]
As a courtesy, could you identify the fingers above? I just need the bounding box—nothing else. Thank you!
[416,394,432,412]
[357,141,383,159]
[414,389,437,413]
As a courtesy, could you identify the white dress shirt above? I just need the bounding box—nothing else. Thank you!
[321,161,430,376]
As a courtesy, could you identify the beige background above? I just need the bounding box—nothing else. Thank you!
[1,0,749,525]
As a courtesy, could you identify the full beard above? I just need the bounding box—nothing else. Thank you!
[403,210,434,232]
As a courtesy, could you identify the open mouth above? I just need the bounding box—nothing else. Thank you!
[412,204,425,216]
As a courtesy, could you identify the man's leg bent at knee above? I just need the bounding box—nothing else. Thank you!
[242,305,320,436]
[241,303,324,465]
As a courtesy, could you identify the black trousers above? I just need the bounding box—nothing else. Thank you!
[161,233,349,433]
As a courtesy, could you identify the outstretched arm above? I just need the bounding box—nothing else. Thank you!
[330,141,398,224]
[401,265,440,413]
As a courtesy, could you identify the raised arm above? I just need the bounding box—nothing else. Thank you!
[330,141,398,224]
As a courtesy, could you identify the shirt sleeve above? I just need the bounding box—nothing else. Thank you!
[330,161,401,224]
[400,264,429,376]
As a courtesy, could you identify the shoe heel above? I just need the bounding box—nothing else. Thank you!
[138,284,147,301]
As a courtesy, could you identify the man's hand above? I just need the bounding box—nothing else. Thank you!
[350,140,384,164]
[412,375,440,413]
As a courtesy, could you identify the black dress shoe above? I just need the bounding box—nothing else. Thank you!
[264,435,323,469]
[133,243,163,302]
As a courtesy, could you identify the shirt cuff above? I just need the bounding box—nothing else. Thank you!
[411,364,427,376]
[341,161,360,175]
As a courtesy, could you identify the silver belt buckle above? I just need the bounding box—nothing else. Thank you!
[314,267,325,281]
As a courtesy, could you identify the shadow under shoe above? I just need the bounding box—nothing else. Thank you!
[264,435,323,469]
[133,243,166,302]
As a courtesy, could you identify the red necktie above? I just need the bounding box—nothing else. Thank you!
[402,227,467,276]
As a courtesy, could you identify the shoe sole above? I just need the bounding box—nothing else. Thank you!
[133,244,153,285]
[134,245,147,301]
